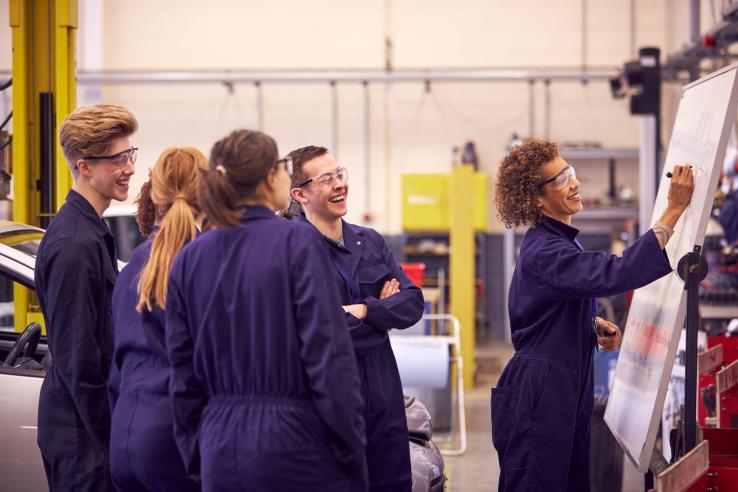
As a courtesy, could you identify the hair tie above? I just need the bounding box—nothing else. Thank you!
[215,165,227,176]
[174,193,187,201]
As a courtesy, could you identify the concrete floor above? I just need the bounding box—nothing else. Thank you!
[440,342,646,492]
[441,342,512,491]
[443,384,499,491]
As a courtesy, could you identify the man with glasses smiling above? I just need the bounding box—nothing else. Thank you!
[35,104,137,491]
[288,145,424,492]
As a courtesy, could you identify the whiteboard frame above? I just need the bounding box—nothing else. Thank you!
[604,62,738,473]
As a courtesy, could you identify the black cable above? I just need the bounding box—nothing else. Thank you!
[0,79,10,92]
[0,111,11,132]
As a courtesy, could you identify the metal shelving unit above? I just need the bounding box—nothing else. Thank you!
[700,304,738,320]
[559,148,639,160]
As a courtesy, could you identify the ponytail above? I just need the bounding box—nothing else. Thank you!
[136,197,197,311]
[136,147,206,312]
[197,167,241,229]
[198,129,279,230]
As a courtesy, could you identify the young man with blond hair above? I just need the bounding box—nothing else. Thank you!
[35,104,137,491]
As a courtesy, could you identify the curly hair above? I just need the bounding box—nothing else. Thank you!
[135,177,156,236]
[495,139,559,228]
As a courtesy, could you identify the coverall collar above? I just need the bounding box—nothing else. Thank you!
[238,205,278,223]
[299,215,366,275]
[64,189,113,239]
[538,214,580,242]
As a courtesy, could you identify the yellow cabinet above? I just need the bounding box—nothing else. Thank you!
[402,172,488,231]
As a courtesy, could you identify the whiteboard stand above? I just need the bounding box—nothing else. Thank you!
[605,61,738,478]
[676,247,708,454]
[645,248,708,491]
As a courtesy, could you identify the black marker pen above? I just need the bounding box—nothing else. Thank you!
[666,165,693,178]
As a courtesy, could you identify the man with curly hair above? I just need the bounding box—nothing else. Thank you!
[491,139,694,492]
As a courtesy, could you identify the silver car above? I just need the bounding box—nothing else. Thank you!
[0,221,48,492]
[0,220,446,492]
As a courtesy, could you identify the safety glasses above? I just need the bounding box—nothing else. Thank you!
[539,165,576,191]
[83,147,138,167]
[276,157,294,176]
[296,166,348,189]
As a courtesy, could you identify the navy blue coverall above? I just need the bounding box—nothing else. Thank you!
[491,216,673,492]
[108,238,199,491]
[317,219,425,492]
[718,191,738,244]
[35,189,118,491]
[165,206,367,491]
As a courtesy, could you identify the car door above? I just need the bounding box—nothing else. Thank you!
[0,367,45,492]
[0,252,47,492]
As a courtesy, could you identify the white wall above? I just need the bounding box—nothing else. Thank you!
[6,0,713,232]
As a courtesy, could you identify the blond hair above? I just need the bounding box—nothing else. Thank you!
[137,147,207,312]
[59,104,138,176]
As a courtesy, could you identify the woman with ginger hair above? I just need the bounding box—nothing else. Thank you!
[491,139,694,492]
[108,147,205,491]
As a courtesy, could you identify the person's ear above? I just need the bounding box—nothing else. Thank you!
[263,168,278,191]
[291,187,308,204]
[76,159,94,178]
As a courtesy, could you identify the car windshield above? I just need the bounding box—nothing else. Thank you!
[0,223,43,334]
[0,229,42,259]
[2,238,40,258]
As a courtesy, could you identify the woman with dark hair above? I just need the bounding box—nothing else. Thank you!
[491,139,694,492]
[165,129,367,491]
[108,147,206,491]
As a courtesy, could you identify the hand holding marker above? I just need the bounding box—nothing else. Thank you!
[666,165,693,178]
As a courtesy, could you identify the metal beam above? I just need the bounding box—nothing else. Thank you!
[639,115,657,233]
[65,69,615,85]
[363,81,371,220]
[528,80,535,137]
[450,164,476,389]
[54,0,77,211]
[10,0,77,225]
[581,0,588,72]
[543,79,551,139]
[690,0,701,45]
[330,81,338,159]
[254,82,264,131]
[10,0,77,334]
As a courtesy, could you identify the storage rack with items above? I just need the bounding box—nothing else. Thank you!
[559,147,639,237]
[386,232,491,342]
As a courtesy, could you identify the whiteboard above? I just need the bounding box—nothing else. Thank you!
[604,63,738,473]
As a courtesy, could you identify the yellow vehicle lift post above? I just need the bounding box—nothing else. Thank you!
[9,0,78,332]
[450,164,476,389]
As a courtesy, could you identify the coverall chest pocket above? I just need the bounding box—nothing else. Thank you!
[358,261,391,298]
